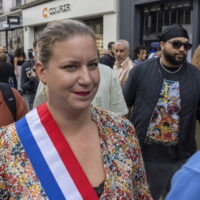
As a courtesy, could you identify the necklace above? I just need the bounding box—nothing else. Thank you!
[160,59,183,74]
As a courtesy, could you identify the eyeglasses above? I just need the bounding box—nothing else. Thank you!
[167,40,192,50]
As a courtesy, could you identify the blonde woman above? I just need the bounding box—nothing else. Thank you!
[0,20,152,199]
[14,47,25,92]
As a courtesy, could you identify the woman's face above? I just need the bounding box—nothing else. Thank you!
[37,35,100,113]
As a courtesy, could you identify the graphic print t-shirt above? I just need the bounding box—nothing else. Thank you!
[145,79,181,145]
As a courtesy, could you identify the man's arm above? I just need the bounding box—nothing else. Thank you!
[110,70,128,116]
[123,67,138,118]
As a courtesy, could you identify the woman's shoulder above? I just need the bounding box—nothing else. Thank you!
[91,106,141,162]
[0,126,7,142]
[92,106,132,125]
[91,106,135,139]
[0,123,20,149]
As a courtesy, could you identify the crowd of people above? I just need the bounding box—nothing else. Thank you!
[0,20,200,199]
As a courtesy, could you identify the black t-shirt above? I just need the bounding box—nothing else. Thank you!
[143,63,183,162]
[123,58,200,161]
[125,60,184,162]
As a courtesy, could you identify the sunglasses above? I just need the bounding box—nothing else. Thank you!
[167,40,192,50]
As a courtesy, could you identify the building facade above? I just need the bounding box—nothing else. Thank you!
[0,0,25,51]
[1,0,200,58]
[22,0,119,54]
[119,0,200,58]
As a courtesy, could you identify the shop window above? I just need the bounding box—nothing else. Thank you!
[185,8,191,24]
[0,0,2,10]
[143,1,192,46]
[170,8,177,24]
[8,28,24,51]
[157,12,162,33]
[0,31,6,46]
[24,0,36,3]
[164,9,170,26]
[16,0,22,7]
[83,17,103,55]
[143,6,161,35]
[150,11,157,34]
[144,12,149,34]
[177,9,184,24]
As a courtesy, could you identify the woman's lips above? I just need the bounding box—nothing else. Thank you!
[73,91,91,96]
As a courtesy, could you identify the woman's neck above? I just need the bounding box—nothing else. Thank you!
[47,101,92,137]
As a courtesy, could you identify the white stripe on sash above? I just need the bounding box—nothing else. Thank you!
[26,109,83,200]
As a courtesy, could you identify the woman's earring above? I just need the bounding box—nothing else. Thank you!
[42,82,48,102]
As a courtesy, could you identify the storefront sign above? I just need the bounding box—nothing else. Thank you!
[42,3,71,18]
[23,0,116,26]
[7,16,20,25]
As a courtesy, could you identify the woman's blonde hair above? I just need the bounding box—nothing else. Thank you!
[191,45,200,70]
[37,20,96,67]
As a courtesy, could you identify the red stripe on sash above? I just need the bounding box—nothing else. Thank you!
[37,104,99,200]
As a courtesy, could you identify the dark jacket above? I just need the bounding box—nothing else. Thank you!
[0,63,10,83]
[123,57,200,160]
[99,54,115,68]
[0,62,17,88]
[21,60,38,94]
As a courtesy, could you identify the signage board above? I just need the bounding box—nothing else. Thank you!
[7,16,20,25]
[23,0,116,26]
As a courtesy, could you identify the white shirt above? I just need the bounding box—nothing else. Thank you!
[92,64,128,115]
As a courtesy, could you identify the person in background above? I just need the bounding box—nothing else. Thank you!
[92,63,128,115]
[191,45,200,151]
[191,44,200,70]
[0,20,151,199]
[14,47,26,93]
[0,58,27,126]
[21,48,39,110]
[33,63,128,116]
[99,41,115,68]
[132,45,147,66]
[3,46,14,66]
[32,40,38,58]
[148,48,162,59]
[7,47,14,66]
[0,53,11,84]
[113,39,133,88]
[148,42,162,59]
[0,52,17,88]
[123,24,200,200]
[0,45,13,65]
[166,151,200,200]
[0,84,27,127]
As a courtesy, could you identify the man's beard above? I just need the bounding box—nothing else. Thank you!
[163,48,186,65]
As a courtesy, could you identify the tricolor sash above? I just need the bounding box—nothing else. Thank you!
[15,103,99,200]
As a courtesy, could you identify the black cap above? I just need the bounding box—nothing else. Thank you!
[159,24,189,42]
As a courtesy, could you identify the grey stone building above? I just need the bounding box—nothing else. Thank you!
[119,0,200,56]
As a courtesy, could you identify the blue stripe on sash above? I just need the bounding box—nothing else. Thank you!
[15,116,66,200]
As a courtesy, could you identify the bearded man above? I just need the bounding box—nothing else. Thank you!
[123,24,200,200]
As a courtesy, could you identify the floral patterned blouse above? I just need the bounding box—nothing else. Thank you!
[0,106,152,200]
